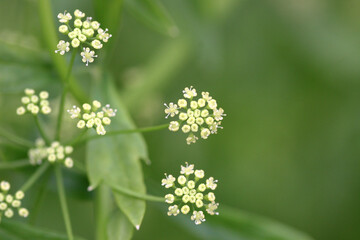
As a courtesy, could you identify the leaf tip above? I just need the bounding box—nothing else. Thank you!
[87,185,95,191]
[136,225,140,230]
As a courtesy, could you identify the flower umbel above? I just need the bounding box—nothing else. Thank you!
[67,100,117,135]
[0,181,29,223]
[28,139,74,168]
[55,9,112,66]
[162,163,219,225]
[16,89,51,116]
[164,86,226,144]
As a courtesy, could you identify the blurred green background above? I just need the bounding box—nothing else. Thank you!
[1,0,360,239]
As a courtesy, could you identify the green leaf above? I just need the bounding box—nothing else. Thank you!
[124,0,178,37]
[0,219,86,240]
[0,63,55,93]
[87,70,148,228]
[107,210,134,240]
[178,206,314,240]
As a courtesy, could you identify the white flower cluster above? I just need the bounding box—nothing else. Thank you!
[16,89,51,116]
[165,86,226,144]
[162,163,219,225]
[67,100,117,135]
[0,181,28,223]
[55,10,112,66]
[28,139,74,168]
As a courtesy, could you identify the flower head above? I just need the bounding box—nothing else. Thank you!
[55,9,112,65]
[164,86,226,144]
[162,163,219,225]
[0,181,29,223]
[16,89,51,116]
[28,139,74,168]
[67,100,117,135]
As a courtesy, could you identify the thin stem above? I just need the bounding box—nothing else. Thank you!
[112,185,164,202]
[95,184,112,240]
[73,123,168,146]
[20,162,50,192]
[0,159,32,169]
[33,116,51,145]
[55,164,74,240]
[29,169,52,225]
[0,128,33,149]
[55,49,77,141]
[66,129,88,146]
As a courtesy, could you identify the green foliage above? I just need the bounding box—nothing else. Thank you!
[107,210,134,240]
[87,71,148,228]
[0,220,86,240]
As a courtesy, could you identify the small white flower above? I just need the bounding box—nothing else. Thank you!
[67,106,81,119]
[15,191,25,200]
[16,107,26,115]
[165,194,175,204]
[57,11,72,23]
[206,202,219,215]
[164,103,179,118]
[91,21,100,30]
[207,192,216,201]
[39,91,49,99]
[55,40,70,55]
[208,99,217,109]
[59,25,69,34]
[186,134,198,145]
[167,205,180,216]
[91,39,103,49]
[191,211,205,225]
[177,175,186,185]
[71,38,80,48]
[64,157,74,168]
[195,170,204,179]
[4,208,14,218]
[202,92,212,101]
[213,108,226,121]
[200,128,211,139]
[25,88,35,95]
[18,208,29,218]
[81,47,97,66]
[183,86,197,99]
[169,121,179,132]
[102,104,117,117]
[1,181,10,191]
[206,177,218,190]
[96,125,106,135]
[180,162,194,175]
[162,174,175,188]
[181,205,190,214]
[74,9,85,18]
[97,28,112,42]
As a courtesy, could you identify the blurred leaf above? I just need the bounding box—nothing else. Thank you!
[124,0,178,37]
[0,63,54,93]
[122,38,191,110]
[0,220,86,240]
[178,206,314,240]
[87,70,148,228]
[107,210,134,240]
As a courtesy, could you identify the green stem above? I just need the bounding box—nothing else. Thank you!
[33,116,51,145]
[73,123,168,146]
[55,49,78,141]
[20,162,50,192]
[0,128,33,149]
[95,184,112,240]
[0,160,32,169]
[112,185,164,202]
[55,164,74,240]
[29,169,52,225]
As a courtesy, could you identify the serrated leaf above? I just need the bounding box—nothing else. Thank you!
[178,206,314,240]
[0,220,86,240]
[107,210,134,240]
[124,0,178,37]
[87,70,148,228]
